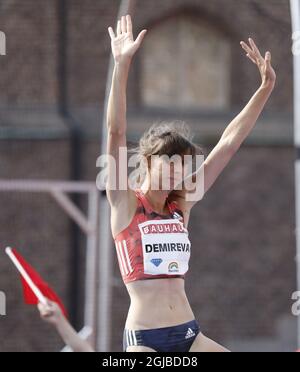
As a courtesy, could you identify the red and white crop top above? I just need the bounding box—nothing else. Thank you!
[114,189,191,284]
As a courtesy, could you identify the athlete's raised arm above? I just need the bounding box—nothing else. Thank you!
[106,15,147,207]
[180,38,276,211]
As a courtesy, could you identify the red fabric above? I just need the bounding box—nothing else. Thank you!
[12,249,68,318]
[114,189,188,284]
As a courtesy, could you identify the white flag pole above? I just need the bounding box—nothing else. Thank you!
[5,247,47,305]
[290,0,300,349]
[97,0,136,352]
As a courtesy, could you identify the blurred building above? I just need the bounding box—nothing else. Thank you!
[0,0,296,352]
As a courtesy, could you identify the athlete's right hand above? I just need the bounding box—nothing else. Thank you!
[108,14,147,64]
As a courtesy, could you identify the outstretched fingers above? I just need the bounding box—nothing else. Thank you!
[110,15,131,38]
[248,38,263,62]
[121,16,127,34]
[108,27,115,40]
[126,14,133,35]
[117,20,121,36]
[108,14,147,54]
[134,29,147,48]
[265,51,272,69]
[240,41,256,64]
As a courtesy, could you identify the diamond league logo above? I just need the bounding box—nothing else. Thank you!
[0,291,6,316]
[151,258,163,267]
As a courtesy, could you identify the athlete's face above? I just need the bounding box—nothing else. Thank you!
[147,153,192,191]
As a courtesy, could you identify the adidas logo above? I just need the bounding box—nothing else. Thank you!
[185,328,195,339]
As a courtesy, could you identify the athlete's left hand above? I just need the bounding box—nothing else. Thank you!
[240,38,276,90]
[38,300,63,326]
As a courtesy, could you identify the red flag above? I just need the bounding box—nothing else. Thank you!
[11,248,68,318]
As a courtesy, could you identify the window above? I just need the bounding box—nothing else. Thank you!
[140,15,231,111]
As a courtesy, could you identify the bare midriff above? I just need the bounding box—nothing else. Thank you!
[125,277,195,330]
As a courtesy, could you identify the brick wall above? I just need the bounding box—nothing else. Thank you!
[0,0,297,352]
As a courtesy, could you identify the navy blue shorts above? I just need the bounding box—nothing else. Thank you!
[123,319,200,352]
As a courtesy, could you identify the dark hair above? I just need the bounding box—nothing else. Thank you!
[128,120,205,186]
